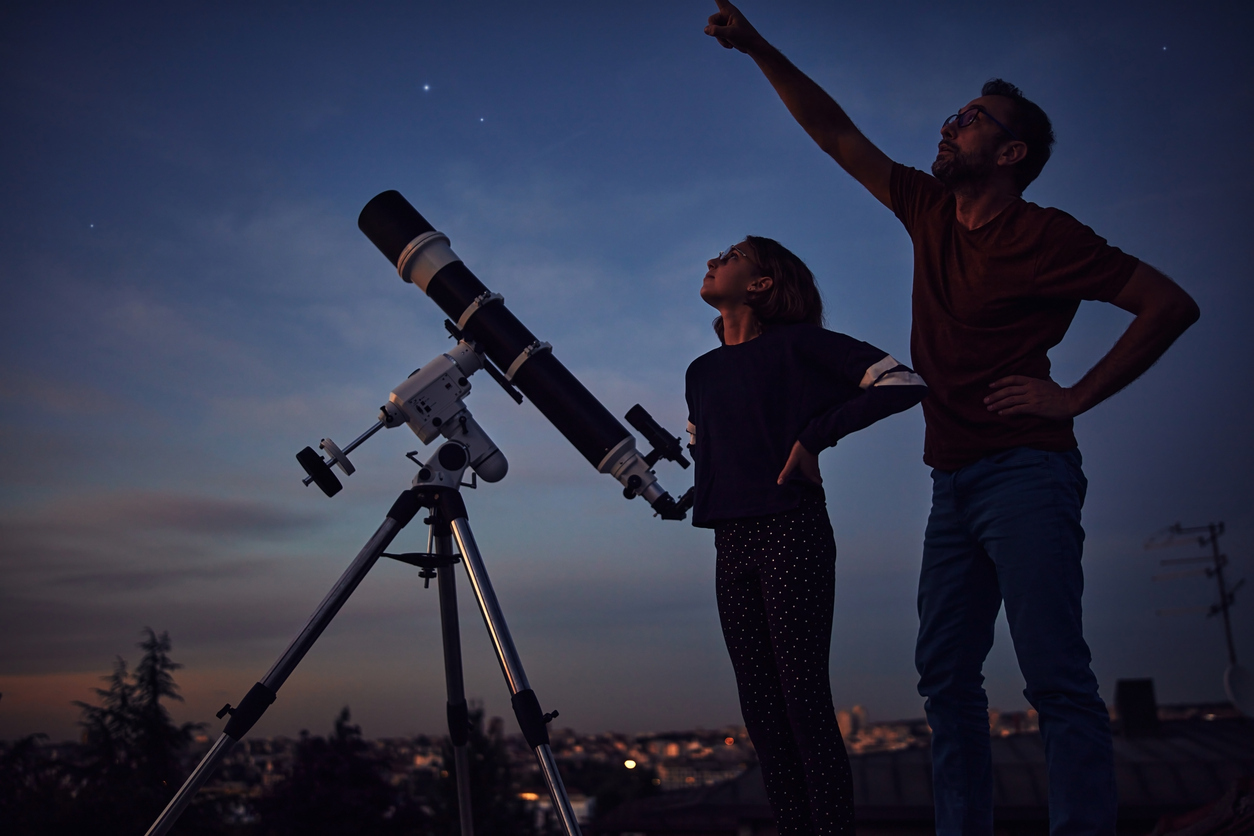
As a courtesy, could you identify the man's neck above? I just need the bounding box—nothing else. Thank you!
[952,183,1020,231]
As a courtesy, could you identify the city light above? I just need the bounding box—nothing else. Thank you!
[725,736,735,745]
[624,759,637,769]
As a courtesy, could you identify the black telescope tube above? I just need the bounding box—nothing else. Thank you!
[358,191,632,471]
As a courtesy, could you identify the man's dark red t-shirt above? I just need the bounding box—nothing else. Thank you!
[890,164,1140,471]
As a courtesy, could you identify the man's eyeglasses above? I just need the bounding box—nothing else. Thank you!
[942,106,1021,141]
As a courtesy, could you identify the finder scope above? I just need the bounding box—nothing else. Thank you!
[358,190,692,520]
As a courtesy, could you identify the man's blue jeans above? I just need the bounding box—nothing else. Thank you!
[915,447,1116,836]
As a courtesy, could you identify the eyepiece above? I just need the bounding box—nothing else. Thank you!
[626,404,690,469]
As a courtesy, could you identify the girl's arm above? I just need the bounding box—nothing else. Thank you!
[778,353,927,484]
[798,356,926,453]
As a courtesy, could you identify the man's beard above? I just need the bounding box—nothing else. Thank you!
[932,142,998,191]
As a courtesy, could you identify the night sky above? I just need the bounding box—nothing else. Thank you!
[2,1,1250,743]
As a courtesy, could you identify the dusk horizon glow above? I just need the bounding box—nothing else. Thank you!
[2,1,1250,744]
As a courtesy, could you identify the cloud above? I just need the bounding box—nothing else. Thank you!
[188,200,364,296]
[0,371,129,416]
[46,559,272,592]
[0,489,345,683]
[3,490,316,540]
[0,490,324,604]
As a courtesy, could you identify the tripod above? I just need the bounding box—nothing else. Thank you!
[145,441,582,836]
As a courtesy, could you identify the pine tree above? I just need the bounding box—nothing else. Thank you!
[69,628,204,834]
[134,627,196,789]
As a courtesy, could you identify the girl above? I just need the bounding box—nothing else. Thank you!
[685,236,926,835]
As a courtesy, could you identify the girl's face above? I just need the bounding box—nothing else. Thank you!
[700,240,772,310]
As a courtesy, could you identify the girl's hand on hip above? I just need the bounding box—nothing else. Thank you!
[778,440,822,486]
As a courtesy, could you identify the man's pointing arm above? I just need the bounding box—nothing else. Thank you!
[705,0,895,208]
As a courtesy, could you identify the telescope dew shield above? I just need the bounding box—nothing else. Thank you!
[358,191,633,472]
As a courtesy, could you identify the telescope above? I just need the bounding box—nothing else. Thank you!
[296,189,693,520]
[146,191,691,836]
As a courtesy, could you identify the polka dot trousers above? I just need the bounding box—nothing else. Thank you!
[715,494,855,836]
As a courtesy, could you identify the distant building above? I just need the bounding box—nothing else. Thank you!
[592,711,1254,836]
[834,706,932,756]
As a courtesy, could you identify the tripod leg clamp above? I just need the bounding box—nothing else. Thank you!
[221,682,277,740]
[447,700,470,747]
[387,489,424,527]
[511,689,554,748]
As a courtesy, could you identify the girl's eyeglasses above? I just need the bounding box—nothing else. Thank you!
[717,244,758,266]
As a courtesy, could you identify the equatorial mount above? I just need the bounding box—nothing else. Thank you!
[296,325,693,519]
[296,336,507,497]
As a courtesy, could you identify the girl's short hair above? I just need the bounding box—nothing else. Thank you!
[713,235,824,342]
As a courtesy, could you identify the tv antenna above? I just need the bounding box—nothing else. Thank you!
[1146,521,1249,714]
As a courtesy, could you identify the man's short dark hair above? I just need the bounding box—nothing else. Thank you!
[982,78,1055,194]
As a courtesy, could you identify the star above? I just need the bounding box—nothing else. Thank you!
[423,84,430,91]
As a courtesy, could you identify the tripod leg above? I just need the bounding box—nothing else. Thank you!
[432,524,475,836]
[449,516,584,836]
[145,489,424,836]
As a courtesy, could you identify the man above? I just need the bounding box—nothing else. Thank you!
[702,3,1200,836]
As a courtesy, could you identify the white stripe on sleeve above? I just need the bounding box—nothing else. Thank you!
[872,369,927,387]
[860,355,901,389]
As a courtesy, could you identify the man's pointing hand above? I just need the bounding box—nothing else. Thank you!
[705,0,764,54]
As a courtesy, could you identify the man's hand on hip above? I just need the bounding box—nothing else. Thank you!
[985,376,1078,420]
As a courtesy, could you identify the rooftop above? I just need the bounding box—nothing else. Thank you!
[592,716,1254,836]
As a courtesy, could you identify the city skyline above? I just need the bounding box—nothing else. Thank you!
[2,1,1251,743]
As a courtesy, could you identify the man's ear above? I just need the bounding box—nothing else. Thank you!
[997,140,1028,167]
[749,276,774,293]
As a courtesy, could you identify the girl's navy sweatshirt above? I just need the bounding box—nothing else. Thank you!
[685,323,927,528]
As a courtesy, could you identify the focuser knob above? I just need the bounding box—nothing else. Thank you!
[622,473,643,499]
